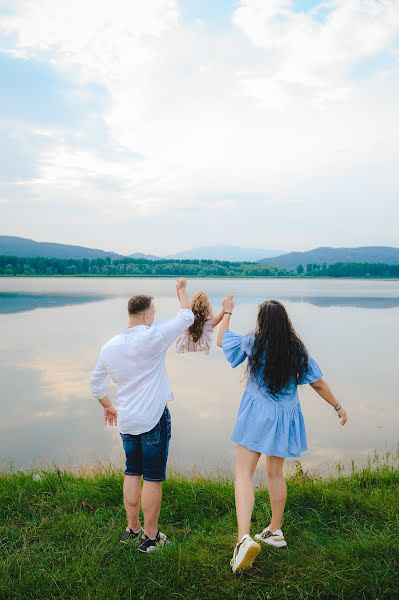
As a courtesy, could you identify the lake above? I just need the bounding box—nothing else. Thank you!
[1,277,398,476]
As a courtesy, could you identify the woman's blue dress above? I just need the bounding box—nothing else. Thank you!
[222,330,323,458]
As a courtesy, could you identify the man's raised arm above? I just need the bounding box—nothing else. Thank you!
[157,278,194,348]
[176,277,190,309]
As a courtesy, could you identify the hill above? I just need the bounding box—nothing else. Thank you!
[259,246,399,269]
[169,245,287,262]
[0,236,124,260]
[128,252,161,260]
[0,460,398,599]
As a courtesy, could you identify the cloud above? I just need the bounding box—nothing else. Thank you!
[0,0,398,253]
[233,0,399,104]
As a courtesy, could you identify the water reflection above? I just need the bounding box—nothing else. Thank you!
[282,296,399,309]
[0,278,398,475]
[0,292,107,314]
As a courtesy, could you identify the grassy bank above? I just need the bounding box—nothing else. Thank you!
[1,462,399,600]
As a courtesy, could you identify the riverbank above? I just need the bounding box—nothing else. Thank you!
[1,274,399,280]
[1,462,398,599]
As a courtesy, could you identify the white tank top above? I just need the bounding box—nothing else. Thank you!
[175,319,214,355]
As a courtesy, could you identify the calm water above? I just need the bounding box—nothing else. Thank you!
[1,277,398,476]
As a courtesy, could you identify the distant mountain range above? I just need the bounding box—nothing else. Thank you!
[168,245,287,262]
[0,236,124,260]
[0,237,286,262]
[128,252,161,260]
[259,246,399,269]
[1,237,398,267]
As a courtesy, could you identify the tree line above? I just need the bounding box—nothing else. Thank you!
[0,255,398,278]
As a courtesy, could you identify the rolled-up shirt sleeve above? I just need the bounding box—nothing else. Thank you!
[90,350,110,399]
[157,309,195,349]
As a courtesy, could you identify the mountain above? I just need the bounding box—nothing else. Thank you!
[168,245,288,262]
[0,236,125,260]
[258,246,399,269]
[128,252,161,260]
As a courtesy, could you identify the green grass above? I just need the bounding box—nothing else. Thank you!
[1,460,399,600]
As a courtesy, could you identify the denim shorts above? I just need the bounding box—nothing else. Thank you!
[120,406,171,482]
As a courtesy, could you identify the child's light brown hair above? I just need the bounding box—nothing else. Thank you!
[188,291,212,342]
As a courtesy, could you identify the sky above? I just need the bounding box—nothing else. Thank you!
[1,0,399,255]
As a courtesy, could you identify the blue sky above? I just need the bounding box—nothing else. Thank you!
[1,0,398,254]
[180,0,327,26]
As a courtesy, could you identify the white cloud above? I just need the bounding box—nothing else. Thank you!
[233,0,399,104]
[0,0,399,252]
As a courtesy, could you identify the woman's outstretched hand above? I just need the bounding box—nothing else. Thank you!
[336,406,348,426]
[222,295,234,313]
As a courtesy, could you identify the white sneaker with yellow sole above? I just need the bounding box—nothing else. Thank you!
[230,535,261,573]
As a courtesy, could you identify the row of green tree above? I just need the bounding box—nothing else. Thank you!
[0,255,398,278]
[295,262,399,277]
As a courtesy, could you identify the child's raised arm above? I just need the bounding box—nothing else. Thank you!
[211,305,226,328]
[211,296,234,327]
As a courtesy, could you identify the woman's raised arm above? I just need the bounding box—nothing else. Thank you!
[216,295,234,347]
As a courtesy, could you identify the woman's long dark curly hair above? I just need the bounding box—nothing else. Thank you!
[247,300,308,395]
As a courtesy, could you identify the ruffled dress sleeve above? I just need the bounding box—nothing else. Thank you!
[222,331,253,368]
[298,354,323,384]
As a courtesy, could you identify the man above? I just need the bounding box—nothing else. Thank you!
[89,278,194,552]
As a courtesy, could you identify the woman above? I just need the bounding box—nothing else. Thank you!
[217,296,347,574]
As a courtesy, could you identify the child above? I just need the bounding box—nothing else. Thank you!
[176,291,228,355]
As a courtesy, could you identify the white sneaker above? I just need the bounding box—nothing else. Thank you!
[255,527,287,548]
[230,535,261,573]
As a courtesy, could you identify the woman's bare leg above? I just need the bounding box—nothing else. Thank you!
[265,455,286,531]
[235,444,261,542]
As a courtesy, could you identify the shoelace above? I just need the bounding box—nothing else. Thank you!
[261,529,284,540]
[261,529,275,539]
[230,538,247,566]
[230,539,244,566]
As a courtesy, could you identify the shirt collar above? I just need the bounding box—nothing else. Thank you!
[120,324,149,334]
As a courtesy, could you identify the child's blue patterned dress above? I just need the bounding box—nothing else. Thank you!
[222,330,323,458]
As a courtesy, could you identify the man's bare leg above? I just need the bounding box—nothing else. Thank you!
[141,481,162,539]
[123,475,141,531]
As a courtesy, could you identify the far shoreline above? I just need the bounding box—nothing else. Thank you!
[1,274,399,281]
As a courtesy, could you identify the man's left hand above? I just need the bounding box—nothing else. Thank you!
[104,405,118,427]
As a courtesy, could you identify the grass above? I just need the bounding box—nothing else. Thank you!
[1,458,399,600]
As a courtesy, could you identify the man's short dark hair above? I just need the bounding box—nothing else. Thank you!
[127,295,153,315]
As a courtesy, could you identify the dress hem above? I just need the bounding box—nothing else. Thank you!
[231,436,308,459]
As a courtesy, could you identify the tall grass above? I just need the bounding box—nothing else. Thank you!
[1,452,398,599]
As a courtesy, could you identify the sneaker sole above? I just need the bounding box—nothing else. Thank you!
[232,542,261,573]
[138,541,171,553]
[138,545,160,553]
[254,535,287,548]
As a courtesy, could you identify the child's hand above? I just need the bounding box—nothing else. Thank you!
[222,295,234,312]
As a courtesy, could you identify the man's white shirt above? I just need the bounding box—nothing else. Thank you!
[90,309,194,435]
